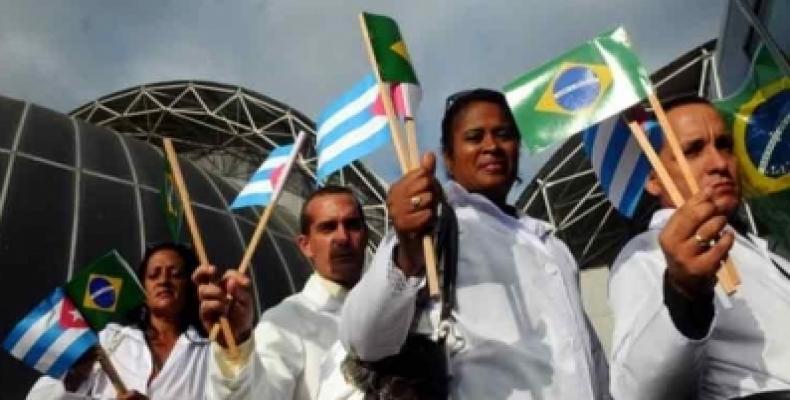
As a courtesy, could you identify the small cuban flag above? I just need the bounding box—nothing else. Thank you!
[231,131,306,209]
[2,288,98,378]
[582,115,663,218]
[315,74,391,181]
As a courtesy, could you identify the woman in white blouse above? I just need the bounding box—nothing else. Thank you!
[27,242,210,400]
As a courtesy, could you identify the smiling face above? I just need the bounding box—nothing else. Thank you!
[443,100,520,204]
[297,193,368,288]
[646,102,740,215]
[143,248,189,319]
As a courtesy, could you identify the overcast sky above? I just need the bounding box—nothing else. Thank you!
[0,0,726,190]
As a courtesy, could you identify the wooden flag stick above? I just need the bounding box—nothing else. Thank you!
[162,138,238,355]
[358,14,441,298]
[646,94,700,194]
[95,345,127,395]
[208,131,308,340]
[358,15,409,174]
[405,118,441,298]
[626,120,739,294]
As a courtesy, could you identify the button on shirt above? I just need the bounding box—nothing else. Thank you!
[340,181,610,400]
[206,273,348,400]
[609,208,790,400]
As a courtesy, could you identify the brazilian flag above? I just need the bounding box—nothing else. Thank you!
[361,12,419,84]
[715,45,790,197]
[504,27,652,153]
[161,159,184,241]
[64,251,146,331]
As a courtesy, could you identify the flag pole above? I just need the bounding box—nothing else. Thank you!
[405,118,441,298]
[208,131,309,339]
[359,14,441,298]
[95,345,128,395]
[358,15,409,174]
[162,138,239,355]
[626,118,739,293]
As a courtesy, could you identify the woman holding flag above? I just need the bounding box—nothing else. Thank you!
[27,242,210,400]
[339,89,610,399]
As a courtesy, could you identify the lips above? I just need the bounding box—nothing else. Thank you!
[155,289,175,299]
[478,159,506,173]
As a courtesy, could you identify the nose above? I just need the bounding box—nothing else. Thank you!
[481,132,498,152]
[704,146,730,174]
[333,224,351,245]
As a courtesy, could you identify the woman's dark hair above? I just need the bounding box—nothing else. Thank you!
[131,242,206,338]
[440,88,519,156]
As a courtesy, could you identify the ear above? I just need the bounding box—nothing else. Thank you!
[645,170,662,197]
[296,234,313,259]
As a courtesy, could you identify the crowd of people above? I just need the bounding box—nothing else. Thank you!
[28,89,790,400]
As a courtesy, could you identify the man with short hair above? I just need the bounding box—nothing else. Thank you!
[609,96,790,399]
[194,186,369,400]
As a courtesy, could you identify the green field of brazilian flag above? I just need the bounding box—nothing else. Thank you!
[504,27,652,153]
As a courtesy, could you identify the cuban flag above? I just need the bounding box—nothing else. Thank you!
[316,74,391,181]
[582,116,663,218]
[231,132,306,209]
[2,288,98,378]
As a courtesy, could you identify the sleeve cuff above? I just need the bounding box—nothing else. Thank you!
[212,334,255,379]
[387,256,425,294]
[663,272,715,340]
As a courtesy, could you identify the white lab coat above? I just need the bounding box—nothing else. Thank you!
[27,324,210,400]
[206,273,347,400]
[340,181,610,400]
[609,208,790,399]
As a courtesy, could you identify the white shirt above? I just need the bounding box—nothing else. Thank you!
[206,273,348,400]
[27,324,210,400]
[609,208,790,400]
[340,181,610,400]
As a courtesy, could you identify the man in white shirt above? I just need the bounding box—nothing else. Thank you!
[194,186,369,400]
[340,89,610,399]
[609,96,790,399]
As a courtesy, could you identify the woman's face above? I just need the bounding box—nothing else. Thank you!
[143,249,189,319]
[444,101,520,203]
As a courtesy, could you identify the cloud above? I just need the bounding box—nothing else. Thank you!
[0,0,724,186]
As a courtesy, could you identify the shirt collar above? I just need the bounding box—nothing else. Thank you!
[444,180,551,237]
[302,273,348,312]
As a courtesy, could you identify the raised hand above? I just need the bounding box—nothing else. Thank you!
[386,152,442,276]
[659,188,735,299]
[192,265,254,346]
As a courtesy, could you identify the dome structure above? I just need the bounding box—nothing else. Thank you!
[0,81,387,396]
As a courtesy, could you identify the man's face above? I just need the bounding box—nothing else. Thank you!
[646,102,740,215]
[443,101,520,203]
[297,193,367,288]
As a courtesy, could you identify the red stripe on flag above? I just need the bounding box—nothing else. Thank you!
[270,164,286,191]
[59,297,88,329]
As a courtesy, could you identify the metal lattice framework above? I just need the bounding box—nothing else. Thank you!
[70,80,389,246]
[516,42,720,269]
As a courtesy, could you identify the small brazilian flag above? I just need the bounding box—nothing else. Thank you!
[161,159,184,241]
[361,12,419,84]
[504,27,652,153]
[715,45,790,197]
[64,251,145,331]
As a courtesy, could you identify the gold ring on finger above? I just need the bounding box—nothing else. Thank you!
[693,233,716,248]
[410,195,421,210]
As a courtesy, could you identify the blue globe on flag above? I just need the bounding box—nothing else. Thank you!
[87,275,118,310]
[744,89,790,179]
[553,66,602,111]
